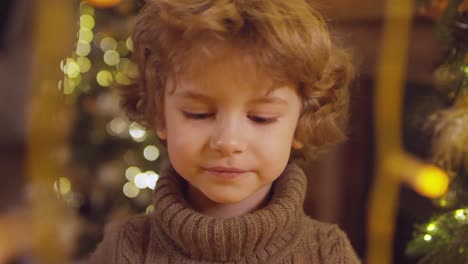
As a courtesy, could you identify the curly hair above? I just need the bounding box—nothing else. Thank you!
[120,0,354,161]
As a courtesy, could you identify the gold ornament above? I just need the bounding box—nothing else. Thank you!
[84,0,121,8]
[425,107,468,176]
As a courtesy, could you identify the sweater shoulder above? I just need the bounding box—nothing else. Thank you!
[87,214,151,264]
[300,216,361,264]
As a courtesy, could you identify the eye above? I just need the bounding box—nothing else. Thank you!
[183,111,213,119]
[248,115,277,124]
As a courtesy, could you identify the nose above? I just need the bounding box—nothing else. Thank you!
[209,115,247,155]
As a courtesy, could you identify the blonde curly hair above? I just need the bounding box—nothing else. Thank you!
[120,0,354,161]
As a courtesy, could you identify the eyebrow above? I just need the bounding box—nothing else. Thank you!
[174,90,289,106]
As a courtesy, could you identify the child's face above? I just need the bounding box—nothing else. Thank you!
[156,45,302,205]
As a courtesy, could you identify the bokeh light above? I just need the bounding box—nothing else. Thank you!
[129,122,146,142]
[54,177,71,195]
[80,2,95,16]
[125,166,141,182]
[64,58,80,78]
[126,37,133,51]
[96,70,113,87]
[76,40,91,57]
[80,14,95,30]
[454,209,466,221]
[85,0,122,8]
[425,223,436,232]
[79,28,94,43]
[146,204,155,214]
[143,145,160,161]
[123,181,139,198]
[423,234,432,242]
[100,37,117,52]
[115,71,131,85]
[134,173,148,189]
[108,117,128,135]
[146,171,159,190]
[77,56,92,73]
[103,50,120,66]
[414,165,449,198]
[116,41,129,56]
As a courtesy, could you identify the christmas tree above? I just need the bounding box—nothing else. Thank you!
[59,0,166,259]
[406,0,468,263]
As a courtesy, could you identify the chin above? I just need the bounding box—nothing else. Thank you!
[205,192,247,204]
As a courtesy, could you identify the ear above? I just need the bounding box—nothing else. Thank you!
[156,127,167,140]
[292,138,303,150]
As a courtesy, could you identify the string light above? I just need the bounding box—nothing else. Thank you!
[423,234,432,242]
[77,57,91,73]
[425,223,437,232]
[78,28,94,43]
[126,37,133,51]
[96,70,113,87]
[129,122,147,142]
[454,209,466,221]
[80,14,95,30]
[146,205,155,214]
[123,181,139,198]
[125,166,140,182]
[103,50,120,66]
[76,40,91,57]
[100,37,117,52]
[53,177,72,195]
[85,0,122,8]
[143,145,160,161]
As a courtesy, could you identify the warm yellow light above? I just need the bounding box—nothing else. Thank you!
[85,0,122,8]
[454,209,466,221]
[64,58,80,78]
[413,165,449,198]
[134,173,148,189]
[100,37,117,52]
[146,204,155,214]
[423,234,432,242]
[78,28,94,43]
[116,41,129,56]
[115,71,131,85]
[80,2,95,16]
[80,14,95,30]
[77,56,91,73]
[426,223,436,232]
[54,177,71,195]
[126,37,133,51]
[123,181,139,198]
[143,145,160,161]
[129,122,147,142]
[125,166,140,182]
[146,171,159,190]
[103,50,120,66]
[96,70,113,87]
[61,78,76,95]
[108,117,127,135]
[76,40,91,56]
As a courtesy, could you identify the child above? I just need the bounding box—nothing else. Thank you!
[89,0,359,263]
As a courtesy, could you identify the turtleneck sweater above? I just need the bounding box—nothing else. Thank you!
[88,162,360,263]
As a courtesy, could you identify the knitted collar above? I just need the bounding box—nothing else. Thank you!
[151,161,308,262]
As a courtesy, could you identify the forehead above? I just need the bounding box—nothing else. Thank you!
[168,42,288,95]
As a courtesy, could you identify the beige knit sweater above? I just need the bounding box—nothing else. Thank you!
[88,163,360,263]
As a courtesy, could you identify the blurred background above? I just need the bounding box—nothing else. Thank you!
[0,0,467,263]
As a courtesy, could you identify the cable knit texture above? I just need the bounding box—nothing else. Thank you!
[88,162,360,263]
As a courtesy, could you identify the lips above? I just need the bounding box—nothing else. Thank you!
[205,166,247,173]
[204,166,248,179]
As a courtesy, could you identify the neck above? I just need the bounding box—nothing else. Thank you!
[186,183,273,219]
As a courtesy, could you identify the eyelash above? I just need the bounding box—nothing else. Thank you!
[182,112,277,124]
